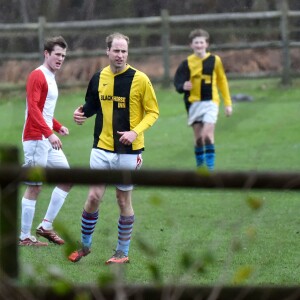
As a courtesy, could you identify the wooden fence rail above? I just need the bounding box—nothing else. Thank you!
[1,166,300,190]
[0,0,298,86]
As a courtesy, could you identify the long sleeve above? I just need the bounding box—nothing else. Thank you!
[132,76,159,135]
[215,56,232,107]
[82,71,101,118]
[174,60,190,94]
[23,70,53,140]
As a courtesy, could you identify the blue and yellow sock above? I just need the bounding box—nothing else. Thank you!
[81,209,98,248]
[205,144,215,171]
[195,146,204,167]
[116,215,135,256]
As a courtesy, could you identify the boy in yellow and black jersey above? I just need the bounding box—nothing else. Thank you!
[174,28,232,170]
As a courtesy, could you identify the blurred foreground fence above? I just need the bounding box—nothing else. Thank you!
[1,145,300,299]
[0,0,299,87]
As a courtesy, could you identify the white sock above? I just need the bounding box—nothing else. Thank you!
[20,198,36,240]
[41,187,68,230]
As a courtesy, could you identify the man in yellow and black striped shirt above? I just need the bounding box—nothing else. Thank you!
[174,28,232,170]
[69,32,159,265]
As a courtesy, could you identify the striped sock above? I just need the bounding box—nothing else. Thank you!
[205,144,215,171]
[195,146,204,167]
[116,215,135,256]
[81,209,98,248]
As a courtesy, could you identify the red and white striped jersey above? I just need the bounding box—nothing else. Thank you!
[22,65,62,141]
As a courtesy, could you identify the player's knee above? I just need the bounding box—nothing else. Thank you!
[58,183,73,192]
[87,191,102,207]
[26,185,42,198]
[196,137,204,147]
[117,198,127,210]
[116,192,131,210]
[35,185,42,194]
[204,136,213,145]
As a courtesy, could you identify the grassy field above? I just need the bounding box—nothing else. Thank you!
[1,78,300,287]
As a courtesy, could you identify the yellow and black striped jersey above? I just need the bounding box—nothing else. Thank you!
[82,64,159,153]
[174,52,232,112]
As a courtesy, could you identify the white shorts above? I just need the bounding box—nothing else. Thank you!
[188,101,219,126]
[90,148,143,191]
[23,140,70,185]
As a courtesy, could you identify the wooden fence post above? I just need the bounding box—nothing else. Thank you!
[161,9,171,88]
[279,0,291,85]
[38,16,46,63]
[0,146,19,279]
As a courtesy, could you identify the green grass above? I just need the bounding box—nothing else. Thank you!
[1,78,300,287]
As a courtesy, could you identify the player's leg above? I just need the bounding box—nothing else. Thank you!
[192,122,205,167]
[105,189,133,265]
[69,148,109,262]
[188,102,207,168]
[105,153,142,264]
[82,184,106,247]
[36,145,72,244]
[201,123,216,171]
[68,184,105,263]
[202,102,218,171]
[19,141,48,246]
[19,185,48,246]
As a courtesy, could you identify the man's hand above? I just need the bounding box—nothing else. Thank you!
[74,105,87,125]
[225,106,233,117]
[58,126,69,136]
[48,133,62,150]
[183,81,192,91]
[117,130,138,145]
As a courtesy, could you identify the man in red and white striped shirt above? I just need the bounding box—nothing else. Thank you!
[19,36,72,246]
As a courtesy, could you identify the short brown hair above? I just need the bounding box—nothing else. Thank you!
[105,32,130,50]
[188,29,209,43]
[44,36,68,53]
